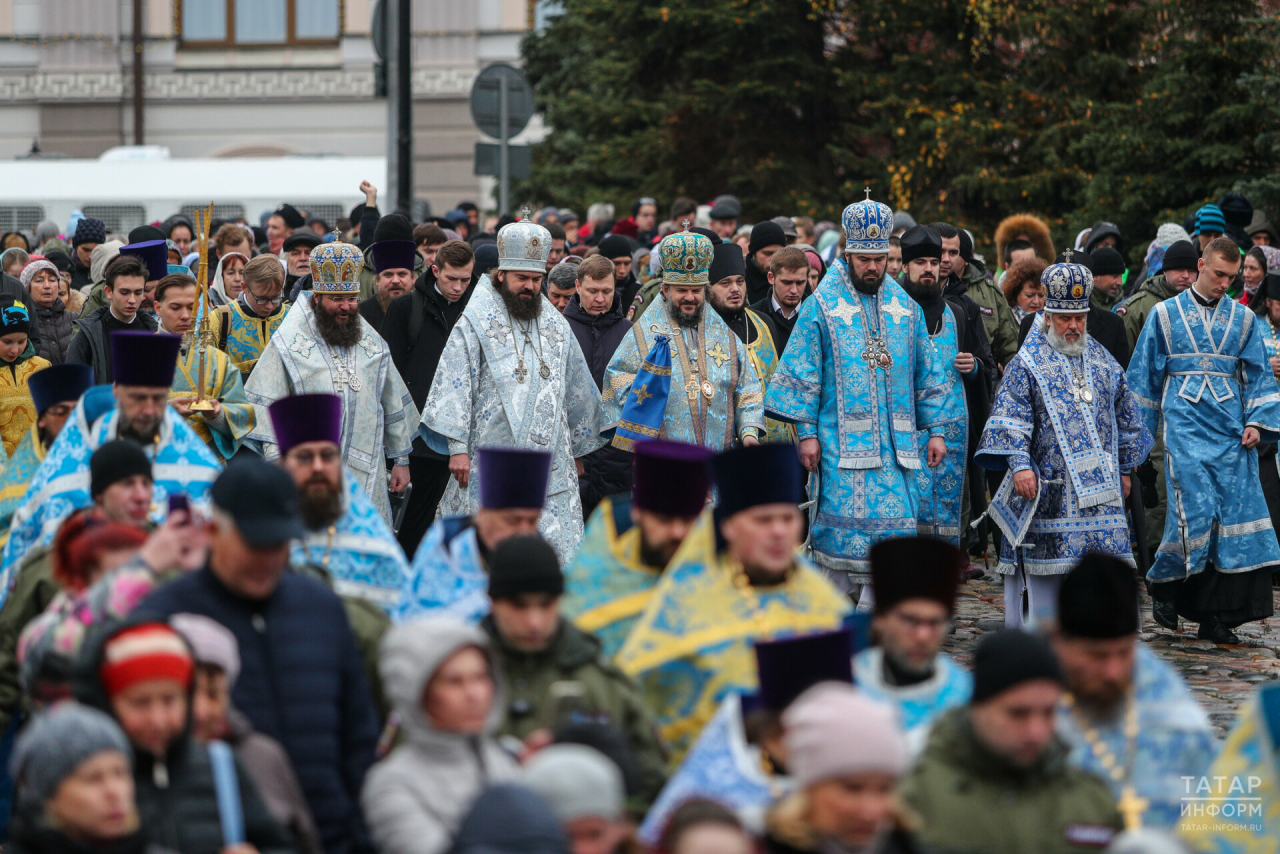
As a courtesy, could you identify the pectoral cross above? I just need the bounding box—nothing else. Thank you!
[1117,785,1148,832]
[513,363,528,383]
[685,377,701,402]
[862,338,892,370]
[706,342,730,368]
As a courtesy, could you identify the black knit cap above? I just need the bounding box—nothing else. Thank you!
[748,222,786,256]
[90,439,152,498]
[1090,247,1126,277]
[970,629,1063,704]
[488,534,564,600]
[899,225,943,263]
[1161,240,1199,273]
[1057,553,1139,639]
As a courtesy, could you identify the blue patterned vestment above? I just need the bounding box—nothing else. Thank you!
[292,467,410,614]
[764,263,949,589]
[1128,289,1280,580]
[976,320,1152,575]
[1058,646,1215,830]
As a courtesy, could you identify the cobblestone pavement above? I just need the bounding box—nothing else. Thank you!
[943,566,1280,737]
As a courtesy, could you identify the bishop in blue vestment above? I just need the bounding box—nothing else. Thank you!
[764,194,950,601]
[977,260,1152,626]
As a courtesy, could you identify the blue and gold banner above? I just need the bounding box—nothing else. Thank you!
[611,334,672,452]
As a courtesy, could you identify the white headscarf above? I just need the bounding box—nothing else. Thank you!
[210,252,250,306]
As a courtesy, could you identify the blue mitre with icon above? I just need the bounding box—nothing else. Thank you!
[658,224,714,285]
[310,243,364,293]
[841,188,894,255]
[1042,251,1094,313]
[610,336,673,452]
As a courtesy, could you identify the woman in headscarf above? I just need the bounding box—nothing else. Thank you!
[22,257,78,364]
[1241,245,1280,307]
[208,251,249,306]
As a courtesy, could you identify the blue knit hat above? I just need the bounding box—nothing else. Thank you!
[1195,204,1226,237]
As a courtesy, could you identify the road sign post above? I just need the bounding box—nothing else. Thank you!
[470,64,533,216]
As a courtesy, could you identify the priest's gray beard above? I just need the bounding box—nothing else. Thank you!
[496,275,543,321]
[314,298,363,347]
[1045,319,1086,357]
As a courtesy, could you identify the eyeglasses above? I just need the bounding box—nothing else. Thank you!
[893,612,953,633]
[288,447,340,465]
[246,289,283,306]
[323,295,360,306]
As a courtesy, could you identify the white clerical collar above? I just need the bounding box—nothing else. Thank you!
[772,295,798,319]
[109,307,138,324]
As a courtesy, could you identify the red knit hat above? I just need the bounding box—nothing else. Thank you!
[100,623,194,698]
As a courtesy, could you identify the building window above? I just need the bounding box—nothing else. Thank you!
[180,0,341,46]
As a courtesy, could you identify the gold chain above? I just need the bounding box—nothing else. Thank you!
[1062,690,1147,830]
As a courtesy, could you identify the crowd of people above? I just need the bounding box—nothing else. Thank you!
[0,181,1275,854]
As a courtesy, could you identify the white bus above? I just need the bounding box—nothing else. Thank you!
[0,147,386,237]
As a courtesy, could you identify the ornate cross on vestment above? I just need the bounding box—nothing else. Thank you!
[883,297,912,324]
[706,342,729,368]
[829,302,859,325]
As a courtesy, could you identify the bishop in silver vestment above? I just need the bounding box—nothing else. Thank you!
[419,213,604,563]
[245,242,417,524]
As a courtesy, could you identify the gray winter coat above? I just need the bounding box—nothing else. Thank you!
[361,618,519,854]
[32,299,77,364]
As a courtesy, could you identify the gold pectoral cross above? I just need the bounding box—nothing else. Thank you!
[1117,786,1148,832]
[685,377,701,401]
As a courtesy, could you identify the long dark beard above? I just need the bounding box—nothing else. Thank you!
[668,296,705,329]
[902,276,941,301]
[300,479,344,530]
[314,300,363,347]
[496,276,543,321]
[852,275,882,295]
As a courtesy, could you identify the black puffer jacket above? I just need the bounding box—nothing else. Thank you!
[563,293,631,389]
[32,298,77,364]
[72,619,295,854]
[564,294,633,516]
